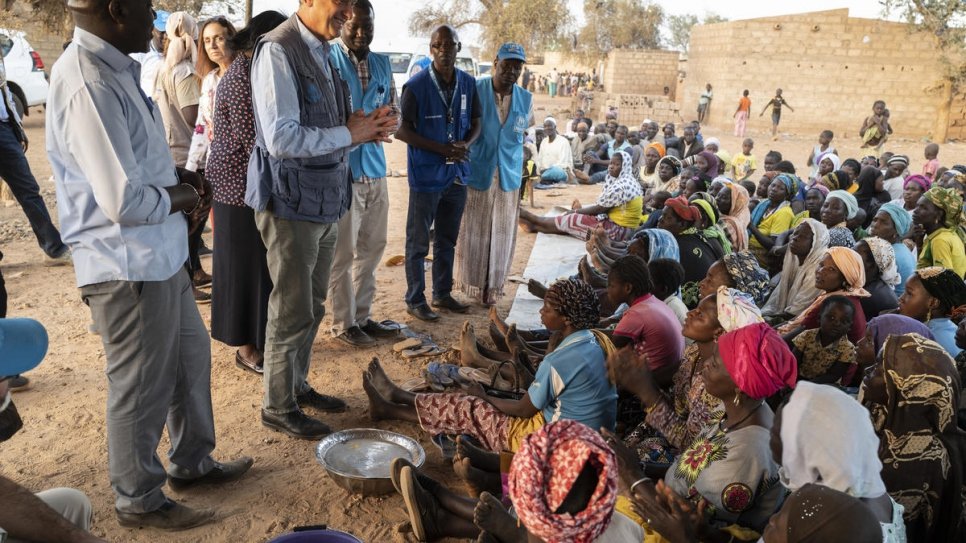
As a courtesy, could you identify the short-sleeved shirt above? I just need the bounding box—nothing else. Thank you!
[614,294,684,369]
[919,228,966,278]
[731,153,757,180]
[792,328,856,379]
[527,329,618,432]
[799,296,867,343]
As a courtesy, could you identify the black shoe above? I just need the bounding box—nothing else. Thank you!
[198,243,213,256]
[8,375,29,391]
[116,499,215,531]
[261,409,331,439]
[431,295,470,313]
[360,319,401,338]
[193,287,211,304]
[336,326,376,347]
[407,303,440,322]
[297,388,348,413]
[168,457,254,491]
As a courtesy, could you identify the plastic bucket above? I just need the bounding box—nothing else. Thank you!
[267,528,363,543]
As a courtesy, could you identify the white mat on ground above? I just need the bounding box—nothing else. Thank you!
[507,206,585,329]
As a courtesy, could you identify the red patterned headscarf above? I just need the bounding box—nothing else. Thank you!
[508,420,618,543]
[717,323,797,400]
[665,196,701,223]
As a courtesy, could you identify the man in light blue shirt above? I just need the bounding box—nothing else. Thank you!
[46,0,252,531]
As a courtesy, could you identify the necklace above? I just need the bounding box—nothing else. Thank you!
[718,401,764,433]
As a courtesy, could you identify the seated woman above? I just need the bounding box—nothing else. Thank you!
[609,323,796,540]
[914,187,966,277]
[790,295,857,385]
[363,278,617,453]
[716,182,751,251]
[763,485,884,543]
[658,196,725,308]
[870,203,915,295]
[856,314,934,379]
[614,288,761,468]
[607,255,684,383]
[587,226,678,275]
[792,184,828,227]
[654,155,683,195]
[639,141,665,192]
[896,174,931,213]
[855,237,900,318]
[690,192,733,253]
[861,333,966,542]
[698,251,771,306]
[822,190,859,248]
[778,246,869,343]
[519,152,642,242]
[762,219,831,322]
[749,173,799,269]
[897,267,966,358]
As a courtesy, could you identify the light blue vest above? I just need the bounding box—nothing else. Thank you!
[329,45,392,180]
[467,77,531,192]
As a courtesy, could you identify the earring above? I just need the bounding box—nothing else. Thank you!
[732,390,742,407]
[926,307,933,323]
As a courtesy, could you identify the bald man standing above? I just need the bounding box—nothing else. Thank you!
[47,0,251,531]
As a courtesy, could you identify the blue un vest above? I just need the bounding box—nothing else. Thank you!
[404,67,475,193]
[329,45,392,180]
[467,77,531,192]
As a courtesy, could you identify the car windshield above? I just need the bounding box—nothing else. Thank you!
[0,33,13,58]
[456,57,475,74]
[384,52,412,74]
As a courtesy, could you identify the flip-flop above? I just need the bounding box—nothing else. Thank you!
[431,434,458,460]
[235,351,263,375]
[385,254,405,266]
[399,467,428,541]
[402,345,446,359]
[390,456,418,495]
[400,377,429,392]
[379,319,405,331]
[393,337,423,353]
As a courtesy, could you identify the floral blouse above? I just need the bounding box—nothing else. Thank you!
[792,328,856,380]
[206,55,256,207]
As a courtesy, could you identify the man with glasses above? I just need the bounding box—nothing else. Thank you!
[248,0,397,439]
[395,25,481,321]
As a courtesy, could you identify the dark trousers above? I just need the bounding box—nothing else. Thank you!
[405,182,467,306]
[0,121,67,258]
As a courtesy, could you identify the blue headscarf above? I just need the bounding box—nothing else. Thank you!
[634,228,680,262]
[750,173,799,227]
[877,202,912,237]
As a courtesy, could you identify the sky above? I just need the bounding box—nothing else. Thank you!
[251,0,894,51]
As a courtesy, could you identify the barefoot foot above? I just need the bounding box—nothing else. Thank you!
[456,436,501,472]
[362,374,391,422]
[365,357,398,400]
[474,492,527,543]
[453,457,501,498]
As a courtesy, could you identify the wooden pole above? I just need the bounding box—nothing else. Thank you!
[245,0,253,23]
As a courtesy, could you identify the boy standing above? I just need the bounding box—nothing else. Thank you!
[759,88,793,140]
[806,130,835,180]
[923,143,940,181]
[731,138,757,181]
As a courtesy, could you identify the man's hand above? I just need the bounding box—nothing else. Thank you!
[176,169,210,203]
[446,141,471,162]
[347,107,399,145]
[20,133,28,153]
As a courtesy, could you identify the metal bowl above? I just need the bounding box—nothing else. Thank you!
[315,428,425,496]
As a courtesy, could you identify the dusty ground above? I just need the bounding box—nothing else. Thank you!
[0,94,961,543]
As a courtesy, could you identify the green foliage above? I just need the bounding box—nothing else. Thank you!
[9,0,244,33]
[574,0,664,59]
[665,12,727,52]
[881,0,966,84]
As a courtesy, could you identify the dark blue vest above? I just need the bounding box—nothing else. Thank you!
[404,67,475,193]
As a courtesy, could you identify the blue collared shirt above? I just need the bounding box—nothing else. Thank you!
[250,16,352,160]
[46,28,187,287]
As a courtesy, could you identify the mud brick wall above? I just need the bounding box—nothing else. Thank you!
[602,49,680,96]
[683,9,951,140]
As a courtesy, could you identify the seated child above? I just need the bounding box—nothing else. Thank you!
[791,295,857,385]
[807,129,835,180]
[731,138,758,181]
[860,100,891,150]
[647,258,687,325]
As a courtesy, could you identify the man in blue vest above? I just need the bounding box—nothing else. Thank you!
[248,0,398,439]
[455,43,532,306]
[328,0,400,347]
[395,25,481,322]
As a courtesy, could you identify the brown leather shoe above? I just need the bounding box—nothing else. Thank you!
[116,499,215,531]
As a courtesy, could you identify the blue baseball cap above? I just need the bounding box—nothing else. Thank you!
[496,43,526,63]
[0,318,48,377]
[154,10,170,32]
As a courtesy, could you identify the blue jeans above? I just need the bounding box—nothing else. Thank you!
[0,121,67,257]
[405,182,467,307]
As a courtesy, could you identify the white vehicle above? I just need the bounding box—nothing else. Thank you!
[0,29,49,117]
[405,53,478,81]
[478,62,492,75]
[381,51,414,95]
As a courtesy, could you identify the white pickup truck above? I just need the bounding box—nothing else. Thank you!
[0,29,49,117]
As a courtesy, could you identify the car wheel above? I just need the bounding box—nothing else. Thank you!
[11,93,25,118]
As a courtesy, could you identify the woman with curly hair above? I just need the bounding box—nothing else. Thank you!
[898,266,966,357]
[362,278,618,452]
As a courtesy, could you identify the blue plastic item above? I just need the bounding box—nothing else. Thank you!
[267,527,363,543]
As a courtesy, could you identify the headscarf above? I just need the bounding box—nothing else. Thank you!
[722,251,770,305]
[809,183,830,197]
[781,484,884,543]
[904,174,931,193]
[646,141,666,158]
[762,219,830,318]
[887,154,910,169]
[716,286,764,332]
[853,165,884,201]
[776,173,801,198]
[865,314,934,358]
[778,382,887,498]
[665,196,701,224]
[826,190,859,220]
[816,151,842,172]
[657,155,682,177]
[691,193,732,253]
[544,278,600,330]
[717,322,797,400]
[720,183,750,251]
[508,420,618,543]
[596,152,642,209]
[924,186,966,230]
[696,151,719,178]
[715,150,731,172]
[862,236,901,288]
[877,202,912,237]
[819,170,849,192]
[779,246,870,333]
[703,136,720,150]
[750,173,797,227]
[915,267,966,319]
[633,228,679,262]
[861,333,966,543]
[164,12,199,70]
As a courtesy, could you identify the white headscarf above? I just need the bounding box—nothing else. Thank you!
[817,151,841,172]
[595,151,642,208]
[164,12,199,70]
[827,190,858,220]
[862,236,901,288]
[779,381,888,499]
[762,218,830,317]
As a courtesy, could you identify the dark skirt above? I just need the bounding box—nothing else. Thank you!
[210,201,271,350]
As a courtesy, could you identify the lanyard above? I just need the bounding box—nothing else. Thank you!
[427,66,457,141]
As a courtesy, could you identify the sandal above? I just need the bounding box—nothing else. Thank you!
[402,345,447,359]
[393,337,423,353]
[235,350,263,375]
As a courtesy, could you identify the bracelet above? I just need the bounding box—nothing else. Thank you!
[180,183,201,215]
[630,476,652,495]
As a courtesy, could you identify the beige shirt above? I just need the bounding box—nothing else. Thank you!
[155,61,201,167]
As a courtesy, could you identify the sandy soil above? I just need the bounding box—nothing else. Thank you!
[0,95,961,543]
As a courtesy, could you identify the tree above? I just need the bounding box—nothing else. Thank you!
[572,0,664,60]
[881,0,966,83]
[665,12,728,52]
[6,0,243,34]
[409,0,572,59]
